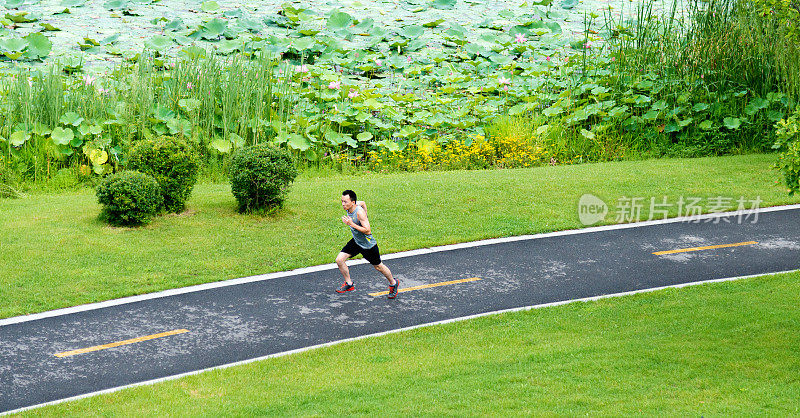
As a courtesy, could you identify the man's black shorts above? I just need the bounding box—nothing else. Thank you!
[341,238,382,265]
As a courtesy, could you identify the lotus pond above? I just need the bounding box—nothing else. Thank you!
[0,0,798,189]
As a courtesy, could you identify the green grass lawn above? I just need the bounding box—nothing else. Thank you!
[1,153,797,319]
[24,270,800,416]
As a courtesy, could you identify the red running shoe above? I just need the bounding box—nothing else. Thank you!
[336,282,355,293]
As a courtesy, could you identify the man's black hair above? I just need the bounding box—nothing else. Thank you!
[342,190,357,202]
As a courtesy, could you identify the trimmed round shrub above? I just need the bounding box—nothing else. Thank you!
[230,145,298,213]
[96,170,163,226]
[128,136,199,213]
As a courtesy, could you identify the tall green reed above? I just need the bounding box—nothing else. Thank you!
[603,0,800,101]
[0,50,295,184]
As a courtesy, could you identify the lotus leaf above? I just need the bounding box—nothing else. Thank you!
[178,98,201,112]
[400,25,424,39]
[287,133,311,151]
[324,130,348,145]
[201,1,220,13]
[200,18,228,40]
[327,11,353,30]
[153,105,175,121]
[542,105,562,117]
[723,117,741,130]
[423,18,444,28]
[59,112,83,127]
[9,131,29,147]
[50,127,74,145]
[164,18,185,31]
[78,123,102,136]
[104,0,126,10]
[0,37,28,54]
[144,35,172,50]
[23,32,51,60]
[744,97,769,116]
[432,0,456,10]
[561,0,578,9]
[5,12,38,23]
[217,39,241,54]
[211,137,232,153]
[376,139,399,151]
[88,149,108,165]
[226,132,243,148]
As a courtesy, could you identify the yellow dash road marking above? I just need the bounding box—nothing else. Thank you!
[55,329,189,358]
[653,241,758,256]
[369,277,482,297]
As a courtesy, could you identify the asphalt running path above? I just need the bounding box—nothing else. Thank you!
[2,206,799,413]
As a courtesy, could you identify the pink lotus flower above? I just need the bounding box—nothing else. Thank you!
[583,41,592,49]
[514,33,527,43]
[328,81,341,90]
[375,59,382,67]
[611,57,616,62]
[348,90,359,99]
[297,64,309,73]
[497,76,511,85]
[186,82,194,90]
[82,75,96,85]
[407,56,412,63]
[503,85,509,91]
[545,56,551,61]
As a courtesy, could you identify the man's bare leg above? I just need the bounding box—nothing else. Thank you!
[336,252,353,285]
[373,263,397,286]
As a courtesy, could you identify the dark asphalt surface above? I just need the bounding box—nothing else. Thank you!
[1,208,799,413]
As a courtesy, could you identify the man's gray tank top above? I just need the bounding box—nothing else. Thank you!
[347,206,376,249]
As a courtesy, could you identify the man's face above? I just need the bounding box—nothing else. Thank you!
[341,195,355,211]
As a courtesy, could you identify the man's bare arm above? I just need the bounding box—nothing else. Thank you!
[353,209,372,235]
[357,200,367,216]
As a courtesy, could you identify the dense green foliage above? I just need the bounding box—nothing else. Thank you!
[773,107,800,195]
[128,136,199,213]
[0,0,797,194]
[96,170,162,226]
[229,144,298,213]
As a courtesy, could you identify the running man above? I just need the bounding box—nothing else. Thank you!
[335,190,399,299]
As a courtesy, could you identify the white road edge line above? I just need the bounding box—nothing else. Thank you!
[1,203,798,328]
[3,267,798,416]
